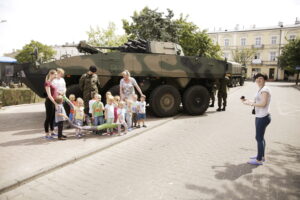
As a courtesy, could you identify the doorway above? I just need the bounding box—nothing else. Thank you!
[269,68,275,80]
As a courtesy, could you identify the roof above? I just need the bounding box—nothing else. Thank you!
[208,24,300,34]
[0,56,17,63]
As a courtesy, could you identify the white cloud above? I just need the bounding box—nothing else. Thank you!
[0,0,299,55]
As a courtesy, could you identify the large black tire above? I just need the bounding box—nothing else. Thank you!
[183,85,209,115]
[64,84,82,115]
[149,85,181,117]
[239,77,245,86]
[233,78,237,87]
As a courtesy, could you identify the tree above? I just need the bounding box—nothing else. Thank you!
[175,16,221,58]
[15,41,56,64]
[123,8,221,58]
[278,38,300,84]
[86,22,127,48]
[231,48,257,66]
[122,7,179,42]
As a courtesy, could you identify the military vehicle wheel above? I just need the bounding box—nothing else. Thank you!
[108,85,120,96]
[183,85,209,115]
[64,84,82,114]
[149,85,181,117]
[232,78,237,87]
[239,78,244,86]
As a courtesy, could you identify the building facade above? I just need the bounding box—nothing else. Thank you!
[208,22,300,80]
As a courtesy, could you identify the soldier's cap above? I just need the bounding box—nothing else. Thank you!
[89,65,97,73]
[254,73,268,80]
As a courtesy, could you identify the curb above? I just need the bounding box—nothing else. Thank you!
[0,102,43,110]
[0,114,180,195]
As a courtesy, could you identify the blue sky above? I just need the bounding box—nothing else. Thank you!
[0,0,300,56]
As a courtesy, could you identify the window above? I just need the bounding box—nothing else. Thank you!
[224,52,229,59]
[252,68,261,73]
[271,36,277,45]
[289,35,296,40]
[270,52,276,61]
[254,53,260,59]
[241,38,246,46]
[224,39,229,47]
[255,37,261,45]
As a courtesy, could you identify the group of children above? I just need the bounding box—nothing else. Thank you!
[54,91,147,140]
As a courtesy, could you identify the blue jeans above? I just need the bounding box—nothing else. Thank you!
[255,114,271,161]
[94,116,104,126]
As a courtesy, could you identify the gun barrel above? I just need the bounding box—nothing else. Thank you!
[95,46,121,50]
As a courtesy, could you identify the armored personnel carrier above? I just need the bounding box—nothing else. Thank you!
[21,39,244,117]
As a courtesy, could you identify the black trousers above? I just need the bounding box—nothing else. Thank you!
[44,98,55,133]
[57,121,64,138]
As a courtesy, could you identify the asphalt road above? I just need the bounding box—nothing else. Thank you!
[0,81,299,200]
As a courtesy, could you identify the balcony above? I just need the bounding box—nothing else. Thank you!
[252,44,264,49]
[263,61,278,66]
[252,59,262,64]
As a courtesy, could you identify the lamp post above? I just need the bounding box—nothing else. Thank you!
[276,25,283,81]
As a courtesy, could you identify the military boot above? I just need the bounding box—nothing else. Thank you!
[209,103,214,107]
[222,107,226,111]
[216,107,222,112]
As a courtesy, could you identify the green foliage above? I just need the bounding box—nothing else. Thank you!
[122,7,179,42]
[15,41,56,64]
[122,8,221,58]
[176,16,221,58]
[231,48,257,66]
[279,38,300,73]
[87,22,128,48]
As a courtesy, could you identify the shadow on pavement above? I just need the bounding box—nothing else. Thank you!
[12,129,43,136]
[0,132,115,147]
[0,112,44,132]
[211,163,258,181]
[185,142,300,200]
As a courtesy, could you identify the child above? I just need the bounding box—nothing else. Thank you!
[131,94,139,128]
[117,101,128,135]
[55,95,68,140]
[74,98,85,138]
[88,92,97,125]
[113,95,120,123]
[92,94,104,134]
[137,96,147,128]
[104,96,115,135]
[125,99,133,131]
[68,94,76,122]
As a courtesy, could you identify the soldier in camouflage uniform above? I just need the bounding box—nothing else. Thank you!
[216,75,230,111]
[79,66,100,114]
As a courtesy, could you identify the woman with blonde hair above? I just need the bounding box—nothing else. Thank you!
[119,70,145,101]
[44,69,58,139]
